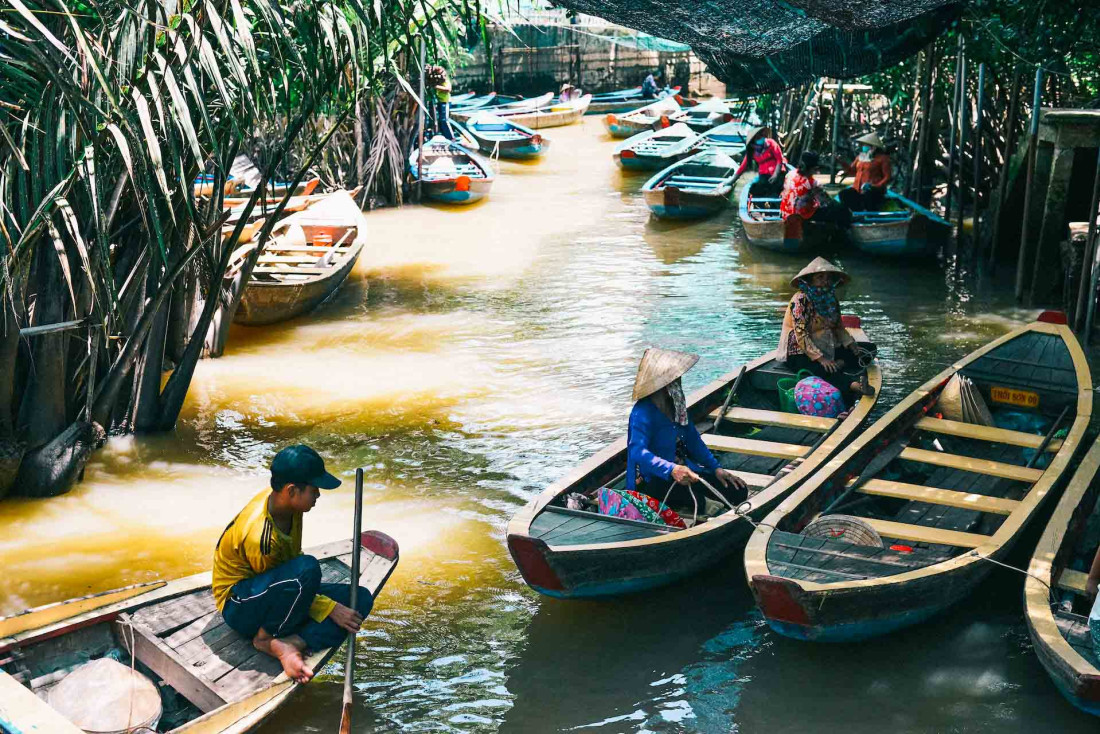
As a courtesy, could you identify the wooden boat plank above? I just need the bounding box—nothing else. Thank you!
[1058,568,1090,594]
[252,266,335,275]
[731,470,775,488]
[116,616,229,712]
[708,406,835,432]
[1054,611,1100,665]
[540,516,606,543]
[129,591,218,636]
[855,478,1019,515]
[529,509,579,538]
[162,609,221,649]
[211,650,285,702]
[174,620,239,665]
[898,447,1044,482]
[190,635,258,683]
[548,524,667,546]
[859,517,988,548]
[702,434,810,459]
[915,416,1062,451]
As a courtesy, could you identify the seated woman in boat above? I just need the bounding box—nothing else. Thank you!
[780,151,851,228]
[777,258,875,404]
[732,126,787,196]
[836,132,892,212]
[212,445,373,683]
[627,348,748,511]
[560,83,582,102]
[641,70,660,99]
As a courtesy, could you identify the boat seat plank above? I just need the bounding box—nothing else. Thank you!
[1058,569,1090,594]
[211,650,284,701]
[252,266,333,275]
[708,406,835,432]
[898,447,1044,482]
[116,615,228,713]
[702,434,809,459]
[729,470,774,488]
[860,517,988,548]
[915,416,1062,451]
[855,478,1020,515]
[129,591,218,636]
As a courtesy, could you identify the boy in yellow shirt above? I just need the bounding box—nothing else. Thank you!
[213,445,370,682]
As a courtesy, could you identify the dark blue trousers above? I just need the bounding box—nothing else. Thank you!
[222,554,373,651]
[435,102,454,140]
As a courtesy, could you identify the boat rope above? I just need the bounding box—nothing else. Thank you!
[121,618,158,734]
[971,552,1058,605]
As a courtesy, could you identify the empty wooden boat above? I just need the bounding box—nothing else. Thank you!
[0,532,399,734]
[612,123,699,172]
[489,94,592,129]
[507,318,880,599]
[670,98,735,132]
[690,121,750,159]
[603,97,681,139]
[452,92,553,122]
[450,91,476,104]
[222,187,361,225]
[450,92,497,111]
[230,190,368,325]
[847,190,952,257]
[588,86,681,115]
[408,136,495,205]
[739,175,839,253]
[194,174,240,198]
[455,112,549,159]
[745,313,1091,642]
[1025,426,1100,716]
[643,150,739,220]
[235,177,320,200]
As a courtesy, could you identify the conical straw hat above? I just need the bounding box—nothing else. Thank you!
[632,348,699,402]
[744,125,773,146]
[854,131,884,149]
[790,257,850,287]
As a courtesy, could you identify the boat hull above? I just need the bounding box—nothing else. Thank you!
[645,187,729,220]
[420,177,493,204]
[235,248,363,326]
[848,193,952,258]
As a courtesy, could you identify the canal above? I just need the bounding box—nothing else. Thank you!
[1,117,1095,732]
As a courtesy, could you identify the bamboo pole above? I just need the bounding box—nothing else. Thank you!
[970,63,985,262]
[1015,66,1043,302]
[944,38,963,222]
[989,64,1023,269]
[1075,147,1100,336]
[830,81,844,184]
[915,48,938,207]
[337,468,365,734]
[905,51,926,198]
[954,50,968,256]
[416,39,426,204]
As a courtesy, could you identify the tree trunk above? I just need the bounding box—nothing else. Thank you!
[12,420,105,498]
[19,245,69,449]
[132,269,170,433]
[0,302,23,499]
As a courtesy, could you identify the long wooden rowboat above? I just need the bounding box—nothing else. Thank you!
[408,136,495,205]
[643,150,739,220]
[235,177,320,200]
[612,123,699,172]
[1025,424,1100,715]
[230,190,368,326]
[452,92,553,122]
[603,97,681,139]
[450,92,497,111]
[847,190,952,258]
[488,94,592,130]
[587,87,682,116]
[507,317,880,599]
[740,175,838,253]
[669,98,735,133]
[745,313,1092,643]
[0,532,399,734]
[689,121,749,160]
[591,86,643,101]
[454,112,549,159]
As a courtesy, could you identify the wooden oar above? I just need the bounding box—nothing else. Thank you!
[710,366,747,434]
[338,468,365,734]
[1024,405,1071,469]
[821,433,911,517]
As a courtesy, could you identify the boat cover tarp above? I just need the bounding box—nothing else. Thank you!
[550,1,962,93]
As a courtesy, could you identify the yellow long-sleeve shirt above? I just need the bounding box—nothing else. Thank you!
[212,490,335,623]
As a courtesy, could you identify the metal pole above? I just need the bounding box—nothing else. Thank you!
[944,38,963,222]
[971,62,984,263]
[830,81,844,184]
[1077,147,1100,338]
[1015,66,1043,302]
[416,38,426,204]
[954,50,968,256]
[989,64,1023,269]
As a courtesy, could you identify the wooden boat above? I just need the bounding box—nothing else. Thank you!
[235,177,320,200]
[450,91,476,104]
[739,175,839,253]
[612,123,699,172]
[450,92,497,111]
[408,135,495,205]
[1025,423,1100,715]
[230,190,368,326]
[452,92,553,122]
[507,319,881,599]
[847,190,952,257]
[489,94,592,130]
[603,97,681,139]
[222,187,361,225]
[454,112,549,159]
[591,86,643,101]
[690,120,750,159]
[745,313,1091,642]
[670,98,735,133]
[642,150,739,220]
[0,532,399,734]
[587,86,681,115]
[194,174,240,198]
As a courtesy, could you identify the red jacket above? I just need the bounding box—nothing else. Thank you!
[736,138,786,178]
[844,153,892,190]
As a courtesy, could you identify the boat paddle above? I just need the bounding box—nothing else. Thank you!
[820,432,912,517]
[709,366,747,434]
[1024,405,1071,469]
[338,467,364,734]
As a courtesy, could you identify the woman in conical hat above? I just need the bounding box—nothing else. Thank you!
[836,130,892,213]
[777,258,875,405]
[626,348,748,510]
[731,125,788,197]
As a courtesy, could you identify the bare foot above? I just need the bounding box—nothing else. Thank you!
[253,630,313,683]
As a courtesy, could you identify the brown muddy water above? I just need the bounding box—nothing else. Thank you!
[2,117,1097,732]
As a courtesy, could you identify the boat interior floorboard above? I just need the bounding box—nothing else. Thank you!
[766,530,943,582]
[1054,611,1100,668]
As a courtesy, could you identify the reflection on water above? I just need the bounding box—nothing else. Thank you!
[2,117,1096,732]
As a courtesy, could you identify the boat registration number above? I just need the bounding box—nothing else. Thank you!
[990,386,1039,408]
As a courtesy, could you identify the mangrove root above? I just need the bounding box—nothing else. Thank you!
[12,421,106,499]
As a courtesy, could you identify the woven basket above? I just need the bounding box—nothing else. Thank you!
[803,514,884,547]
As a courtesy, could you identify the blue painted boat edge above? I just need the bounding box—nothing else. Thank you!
[765,603,946,642]
[1047,676,1100,717]
[531,571,691,599]
[649,204,719,220]
[888,190,951,226]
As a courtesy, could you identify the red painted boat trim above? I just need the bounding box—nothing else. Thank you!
[507,534,564,592]
[752,575,811,627]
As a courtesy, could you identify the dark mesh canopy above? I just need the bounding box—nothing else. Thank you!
[552,0,962,93]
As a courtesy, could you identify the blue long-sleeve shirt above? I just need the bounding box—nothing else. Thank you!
[626,398,720,490]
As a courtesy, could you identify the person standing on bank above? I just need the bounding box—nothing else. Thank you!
[430,65,455,140]
[732,126,788,196]
[626,348,749,511]
[776,258,875,403]
[836,132,892,212]
[212,445,373,683]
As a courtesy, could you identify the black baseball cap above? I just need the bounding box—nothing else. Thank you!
[270,445,341,490]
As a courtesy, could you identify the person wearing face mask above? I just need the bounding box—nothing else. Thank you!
[780,151,852,228]
[836,132,892,212]
[732,126,788,196]
[776,258,875,405]
[626,348,749,512]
